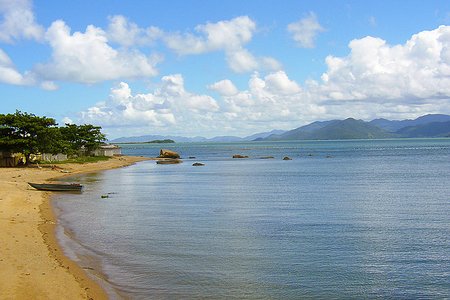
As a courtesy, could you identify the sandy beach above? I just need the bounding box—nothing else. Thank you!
[0,156,150,299]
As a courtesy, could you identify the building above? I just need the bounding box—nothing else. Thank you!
[0,152,24,167]
[93,144,122,157]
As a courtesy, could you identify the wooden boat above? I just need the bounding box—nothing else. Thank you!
[28,182,83,192]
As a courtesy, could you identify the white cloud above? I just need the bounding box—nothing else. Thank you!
[164,16,256,55]
[164,16,280,73]
[260,56,283,71]
[0,48,25,84]
[106,15,162,47]
[77,72,314,137]
[34,20,161,84]
[0,0,44,43]
[0,48,60,88]
[216,72,320,125]
[225,48,259,73]
[62,117,73,124]
[40,81,58,90]
[208,79,238,96]
[318,25,450,102]
[75,24,450,139]
[287,12,324,48]
[264,71,301,94]
[79,75,219,132]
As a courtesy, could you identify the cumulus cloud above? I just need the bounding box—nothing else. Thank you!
[0,48,61,89]
[165,16,256,54]
[164,16,281,73]
[287,12,324,48]
[264,71,301,94]
[0,0,44,43]
[208,79,238,96]
[225,48,259,73]
[34,20,161,84]
[106,15,162,47]
[79,74,219,132]
[0,48,25,84]
[76,72,315,137]
[62,117,74,124]
[319,25,450,103]
[75,24,450,138]
[210,72,321,126]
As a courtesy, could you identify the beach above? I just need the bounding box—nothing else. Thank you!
[0,156,149,300]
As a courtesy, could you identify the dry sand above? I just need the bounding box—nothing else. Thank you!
[0,156,150,299]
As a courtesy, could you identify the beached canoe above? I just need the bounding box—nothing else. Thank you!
[28,182,83,192]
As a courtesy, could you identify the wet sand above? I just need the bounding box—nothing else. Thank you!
[0,156,150,299]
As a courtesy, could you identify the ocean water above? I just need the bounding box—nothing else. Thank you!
[53,139,450,299]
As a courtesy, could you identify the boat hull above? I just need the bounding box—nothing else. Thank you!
[28,182,83,192]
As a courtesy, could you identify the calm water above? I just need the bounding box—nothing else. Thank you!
[53,139,450,299]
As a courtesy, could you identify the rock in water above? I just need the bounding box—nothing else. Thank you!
[156,159,182,164]
[159,149,180,159]
[192,162,205,166]
[283,156,292,160]
[232,154,249,158]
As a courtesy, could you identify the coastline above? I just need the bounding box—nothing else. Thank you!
[0,156,150,299]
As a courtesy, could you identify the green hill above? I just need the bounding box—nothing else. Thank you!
[266,118,394,140]
[395,121,450,137]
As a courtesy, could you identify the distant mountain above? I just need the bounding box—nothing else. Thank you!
[206,136,244,142]
[395,121,450,138]
[110,129,285,143]
[266,118,393,141]
[245,129,286,141]
[110,135,208,143]
[370,114,450,132]
[110,114,450,143]
[265,120,339,141]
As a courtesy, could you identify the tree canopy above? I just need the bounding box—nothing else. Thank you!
[0,111,107,164]
[60,123,106,155]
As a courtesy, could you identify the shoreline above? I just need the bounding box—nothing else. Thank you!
[0,156,150,299]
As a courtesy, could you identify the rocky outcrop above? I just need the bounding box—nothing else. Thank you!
[156,159,182,164]
[232,154,249,158]
[159,149,180,159]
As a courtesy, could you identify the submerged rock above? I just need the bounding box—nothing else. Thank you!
[156,159,182,164]
[232,154,249,159]
[260,156,275,159]
[159,149,180,159]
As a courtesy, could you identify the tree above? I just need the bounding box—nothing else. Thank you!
[60,124,106,155]
[0,111,61,165]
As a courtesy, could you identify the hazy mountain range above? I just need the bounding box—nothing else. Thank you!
[110,114,450,143]
[110,130,286,143]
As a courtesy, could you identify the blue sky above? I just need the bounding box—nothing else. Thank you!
[1,0,450,138]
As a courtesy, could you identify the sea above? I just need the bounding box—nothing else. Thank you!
[52,139,450,299]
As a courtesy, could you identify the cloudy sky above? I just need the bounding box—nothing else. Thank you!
[1,0,450,138]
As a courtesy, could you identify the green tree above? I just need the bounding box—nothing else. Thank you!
[60,124,106,155]
[0,111,61,165]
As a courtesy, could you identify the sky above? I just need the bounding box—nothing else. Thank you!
[1,0,450,139]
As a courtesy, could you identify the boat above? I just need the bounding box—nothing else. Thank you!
[28,182,83,192]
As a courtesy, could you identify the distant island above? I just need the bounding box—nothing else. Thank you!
[146,139,175,144]
[110,114,450,143]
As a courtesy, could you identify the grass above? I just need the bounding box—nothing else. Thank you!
[37,156,111,164]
